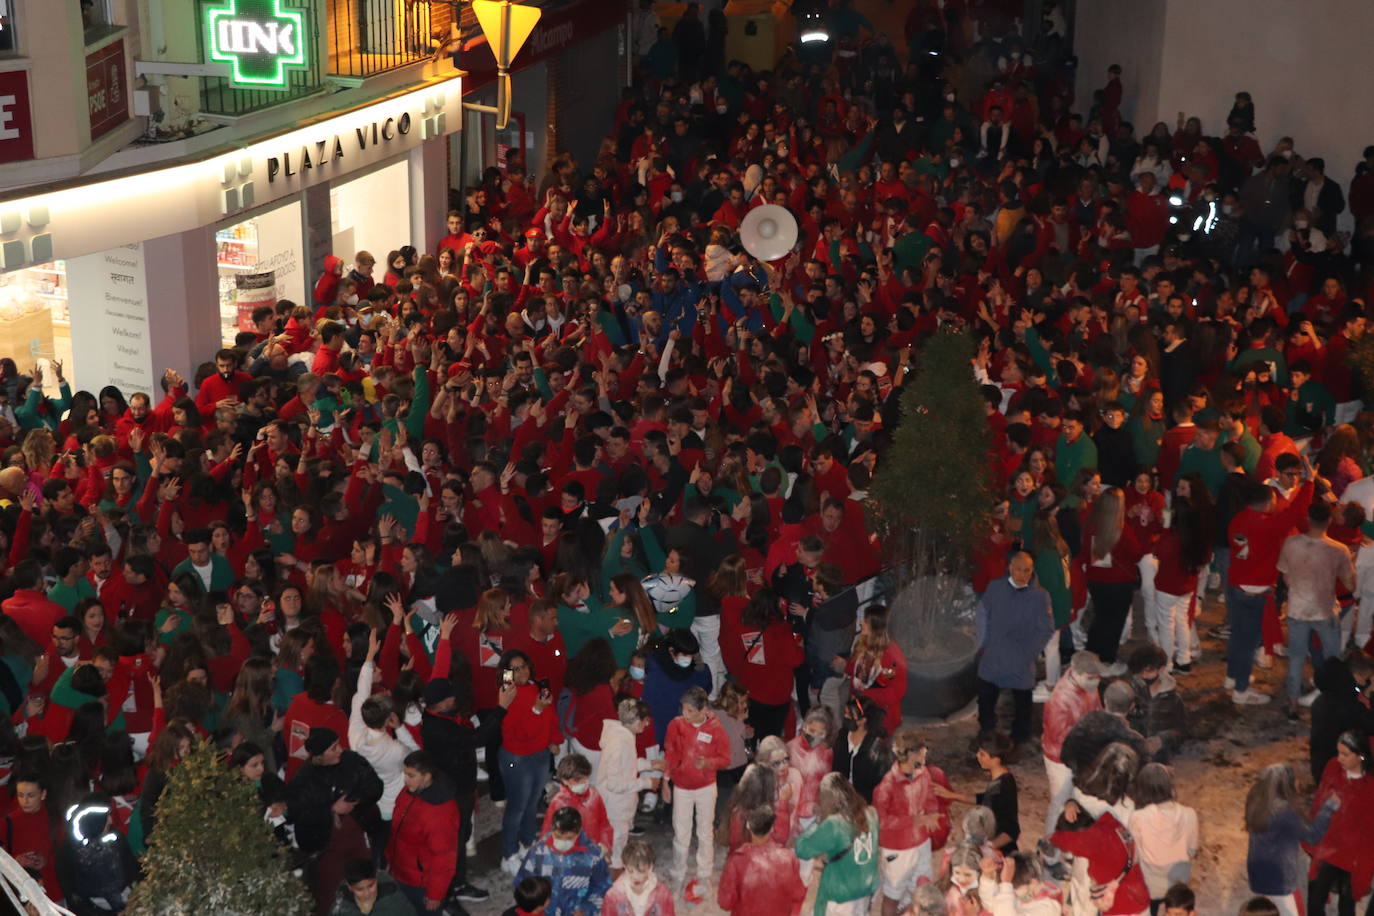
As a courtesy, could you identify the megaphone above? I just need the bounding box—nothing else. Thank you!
[739,204,799,263]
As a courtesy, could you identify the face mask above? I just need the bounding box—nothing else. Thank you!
[552,837,575,852]
[568,782,590,795]
[1222,205,1234,216]
[1295,219,1308,229]
[345,294,359,306]
[949,158,961,168]
[628,665,645,680]
[1281,148,1293,158]
[945,92,955,102]
[804,733,823,747]
[671,191,684,203]
[1177,233,1191,241]
[716,105,728,115]
[952,874,977,892]
[674,655,693,668]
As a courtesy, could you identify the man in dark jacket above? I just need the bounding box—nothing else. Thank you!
[287,727,385,916]
[1093,401,1138,488]
[975,551,1056,745]
[1309,653,1374,782]
[332,860,417,916]
[666,497,737,693]
[421,678,513,903]
[1125,645,1188,762]
[1059,680,1152,775]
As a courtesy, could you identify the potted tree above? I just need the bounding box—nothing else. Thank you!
[126,740,310,916]
[868,325,994,718]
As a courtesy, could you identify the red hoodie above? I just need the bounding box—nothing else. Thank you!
[1228,481,1313,589]
[313,254,343,305]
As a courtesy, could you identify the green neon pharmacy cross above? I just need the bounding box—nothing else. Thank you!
[206,0,308,89]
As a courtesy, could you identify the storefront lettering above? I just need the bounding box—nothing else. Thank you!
[266,113,412,183]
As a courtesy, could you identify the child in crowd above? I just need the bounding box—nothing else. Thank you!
[541,753,613,856]
[514,806,612,916]
[662,685,729,898]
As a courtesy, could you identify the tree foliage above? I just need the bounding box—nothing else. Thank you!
[869,324,994,571]
[126,740,310,916]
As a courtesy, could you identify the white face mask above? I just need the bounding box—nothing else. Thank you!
[1294,219,1309,229]
[568,782,590,796]
[674,655,693,668]
[628,665,645,680]
[949,158,961,169]
[671,191,684,203]
[345,294,359,306]
[552,837,575,852]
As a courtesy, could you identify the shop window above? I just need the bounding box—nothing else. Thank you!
[326,0,431,78]
[217,202,304,346]
[0,0,16,55]
[198,0,324,116]
[0,262,74,385]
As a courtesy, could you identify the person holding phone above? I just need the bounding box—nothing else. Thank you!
[498,648,563,876]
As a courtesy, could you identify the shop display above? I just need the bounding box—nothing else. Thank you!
[0,261,71,373]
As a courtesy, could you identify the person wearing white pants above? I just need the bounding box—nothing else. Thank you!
[595,699,660,869]
[662,687,728,887]
[689,614,725,698]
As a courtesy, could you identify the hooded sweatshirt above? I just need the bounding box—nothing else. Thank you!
[314,254,344,305]
[387,775,460,902]
[1127,801,1199,897]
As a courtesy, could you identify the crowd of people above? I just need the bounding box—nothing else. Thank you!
[1,0,1374,914]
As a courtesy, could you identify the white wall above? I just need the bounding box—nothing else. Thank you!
[1073,0,1166,133]
[1076,0,1374,188]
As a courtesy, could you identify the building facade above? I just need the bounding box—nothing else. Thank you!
[0,0,627,397]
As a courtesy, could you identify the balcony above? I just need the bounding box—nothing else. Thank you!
[326,0,436,80]
[197,0,326,117]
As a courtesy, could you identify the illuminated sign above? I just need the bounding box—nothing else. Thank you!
[205,0,308,89]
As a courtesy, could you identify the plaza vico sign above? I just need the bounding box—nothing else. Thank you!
[205,0,309,89]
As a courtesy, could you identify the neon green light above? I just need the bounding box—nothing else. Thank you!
[206,0,309,89]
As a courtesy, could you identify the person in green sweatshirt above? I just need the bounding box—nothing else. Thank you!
[1175,420,1225,497]
[794,772,880,916]
[47,546,95,613]
[1284,360,1336,438]
[1054,411,1098,487]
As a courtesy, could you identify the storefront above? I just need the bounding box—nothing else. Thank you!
[0,74,461,394]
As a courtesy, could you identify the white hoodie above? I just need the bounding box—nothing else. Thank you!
[1128,801,1199,897]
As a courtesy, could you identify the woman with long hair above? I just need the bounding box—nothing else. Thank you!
[842,604,907,735]
[608,573,657,656]
[1082,487,1143,666]
[832,693,893,804]
[496,648,561,871]
[1147,502,1212,674]
[225,656,278,773]
[456,587,517,720]
[1245,763,1336,916]
[550,572,637,668]
[795,772,880,916]
[1030,509,1074,690]
[732,587,804,740]
[562,638,619,777]
[1317,424,1363,497]
[1307,731,1374,916]
[1127,763,1199,909]
[720,762,780,850]
[155,572,203,647]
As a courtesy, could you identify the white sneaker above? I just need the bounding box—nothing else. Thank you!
[1223,677,1236,690]
[1299,688,1321,708]
[466,836,478,857]
[1232,688,1272,706]
[1273,643,1289,658]
[1255,652,1274,670]
[501,854,519,875]
[1032,682,1053,703]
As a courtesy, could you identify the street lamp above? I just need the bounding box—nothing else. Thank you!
[466,0,540,129]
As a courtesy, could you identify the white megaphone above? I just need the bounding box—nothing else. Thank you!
[739,204,799,263]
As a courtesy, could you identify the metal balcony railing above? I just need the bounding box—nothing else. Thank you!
[326,0,433,78]
[197,0,324,117]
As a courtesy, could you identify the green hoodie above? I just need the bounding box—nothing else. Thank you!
[795,809,880,915]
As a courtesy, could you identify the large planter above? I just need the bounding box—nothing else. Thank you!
[901,632,980,719]
[884,573,981,720]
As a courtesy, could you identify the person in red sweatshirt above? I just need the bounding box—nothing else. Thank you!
[499,649,563,871]
[540,754,612,854]
[195,349,252,415]
[2,560,66,646]
[717,804,806,916]
[663,685,729,896]
[3,777,61,903]
[510,599,568,702]
[873,726,943,916]
[284,655,351,780]
[1226,469,1315,706]
[1050,801,1152,916]
[388,750,460,914]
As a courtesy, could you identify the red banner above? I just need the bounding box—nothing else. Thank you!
[0,69,34,164]
[461,0,625,91]
[86,39,129,141]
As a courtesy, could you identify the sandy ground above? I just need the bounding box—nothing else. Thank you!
[460,593,1315,915]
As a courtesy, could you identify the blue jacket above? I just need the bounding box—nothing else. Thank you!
[1246,800,1336,895]
[514,832,611,916]
[975,577,1055,690]
[650,247,704,342]
[642,645,712,745]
